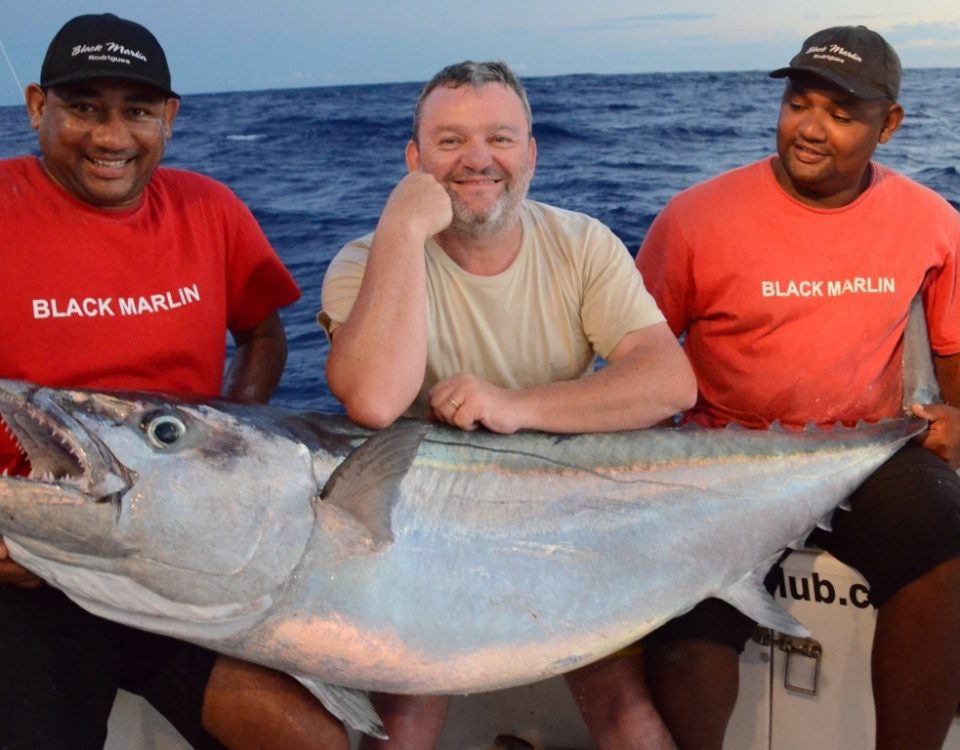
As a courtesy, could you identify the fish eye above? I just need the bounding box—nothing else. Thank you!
[142,411,187,448]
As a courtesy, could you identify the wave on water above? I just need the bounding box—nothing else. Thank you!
[913,166,960,210]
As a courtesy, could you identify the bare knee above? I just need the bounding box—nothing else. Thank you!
[566,652,677,749]
[203,655,348,750]
[645,639,739,750]
[566,652,650,714]
[359,693,448,750]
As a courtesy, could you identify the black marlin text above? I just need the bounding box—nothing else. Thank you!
[32,285,201,319]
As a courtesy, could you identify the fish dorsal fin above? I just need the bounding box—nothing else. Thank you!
[319,421,428,547]
[718,565,809,638]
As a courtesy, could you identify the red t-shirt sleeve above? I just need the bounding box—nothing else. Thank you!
[213,185,301,334]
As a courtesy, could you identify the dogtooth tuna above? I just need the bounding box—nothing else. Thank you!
[0,301,937,736]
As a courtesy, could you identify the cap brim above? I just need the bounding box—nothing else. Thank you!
[768,65,888,100]
[42,70,179,99]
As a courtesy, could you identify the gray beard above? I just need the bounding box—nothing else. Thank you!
[446,169,532,239]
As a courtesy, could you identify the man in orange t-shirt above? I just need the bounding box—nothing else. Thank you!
[637,26,960,750]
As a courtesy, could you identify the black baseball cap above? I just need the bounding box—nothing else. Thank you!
[770,25,901,102]
[40,13,179,98]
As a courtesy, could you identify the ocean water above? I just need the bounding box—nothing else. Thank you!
[2,69,958,412]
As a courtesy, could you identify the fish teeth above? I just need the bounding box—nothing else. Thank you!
[2,421,26,455]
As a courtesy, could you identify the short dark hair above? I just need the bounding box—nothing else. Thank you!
[411,60,533,143]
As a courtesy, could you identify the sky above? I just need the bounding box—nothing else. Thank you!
[1,0,959,107]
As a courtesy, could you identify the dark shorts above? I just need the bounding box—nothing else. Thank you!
[647,444,960,653]
[0,584,224,750]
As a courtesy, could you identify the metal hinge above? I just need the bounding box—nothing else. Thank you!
[751,627,823,696]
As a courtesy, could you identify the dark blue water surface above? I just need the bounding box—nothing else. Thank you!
[2,70,958,411]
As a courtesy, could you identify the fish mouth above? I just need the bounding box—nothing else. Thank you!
[0,380,131,504]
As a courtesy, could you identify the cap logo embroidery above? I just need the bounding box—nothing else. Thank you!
[805,44,863,65]
[828,45,862,63]
[70,42,147,62]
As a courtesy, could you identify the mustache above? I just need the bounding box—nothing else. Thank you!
[444,167,507,182]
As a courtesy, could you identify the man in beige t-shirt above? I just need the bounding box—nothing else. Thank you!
[319,60,694,750]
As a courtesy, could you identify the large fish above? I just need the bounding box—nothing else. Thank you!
[0,304,937,737]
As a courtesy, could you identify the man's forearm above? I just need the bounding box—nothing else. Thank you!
[224,312,288,404]
[325,227,431,428]
[934,353,960,406]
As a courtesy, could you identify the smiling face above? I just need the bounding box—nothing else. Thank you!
[406,82,536,238]
[772,76,903,208]
[26,79,179,210]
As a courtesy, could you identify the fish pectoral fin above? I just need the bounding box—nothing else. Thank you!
[718,570,809,638]
[319,421,428,548]
[292,676,387,740]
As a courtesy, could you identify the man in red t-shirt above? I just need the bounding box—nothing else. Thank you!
[0,13,348,750]
[637,26,960,750]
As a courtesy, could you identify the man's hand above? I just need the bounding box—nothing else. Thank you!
[911,402,960,469]
[0,537,44,589]
[429,373,522,434]
[379,172,453,242]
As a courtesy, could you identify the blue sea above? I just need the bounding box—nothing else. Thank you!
[2,69,958,412]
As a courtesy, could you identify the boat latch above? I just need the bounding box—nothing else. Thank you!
[750,628,823,696]
[779,636,823,695]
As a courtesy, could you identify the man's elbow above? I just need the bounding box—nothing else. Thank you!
[340,397,406,430]
[674,368,698,413]
[649,360,697,423]
[328,372,410,429]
